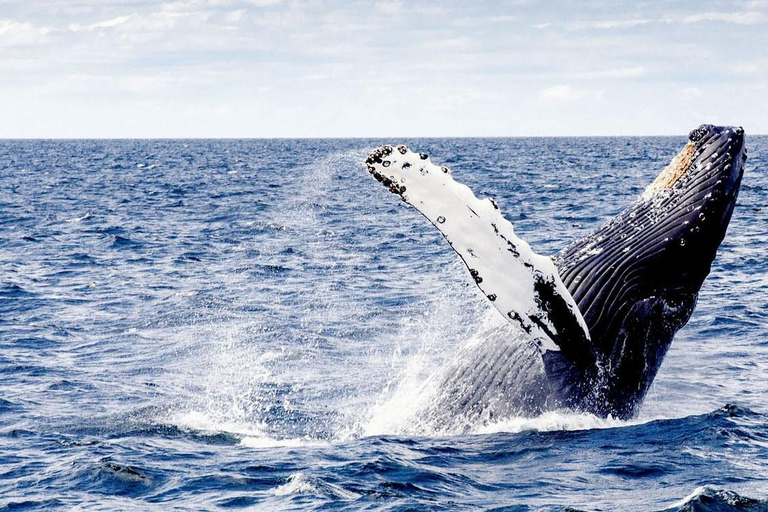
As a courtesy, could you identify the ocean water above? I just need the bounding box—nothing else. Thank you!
[0,136,767,511]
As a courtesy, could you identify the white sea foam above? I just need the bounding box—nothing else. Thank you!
[167,408,327,449]
[667,485,713,509]
[273,473,319,496]
[240,436,323,449]
[358,275,489,437]
[168,409,269,438]
[272,473,360,500]
[476,410,638,435]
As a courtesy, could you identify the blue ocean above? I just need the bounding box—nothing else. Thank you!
[1,137,767,510]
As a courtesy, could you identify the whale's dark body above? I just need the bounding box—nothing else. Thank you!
[553,125,746,418]
[366,125,747,426]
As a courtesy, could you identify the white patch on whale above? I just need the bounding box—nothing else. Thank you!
[365,145,589,354]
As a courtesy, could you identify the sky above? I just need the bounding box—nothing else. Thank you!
[1,0,767,137]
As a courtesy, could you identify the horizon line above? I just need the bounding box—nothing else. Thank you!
[2,133,767,141]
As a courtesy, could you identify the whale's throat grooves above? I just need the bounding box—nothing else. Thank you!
[555,125,746,417]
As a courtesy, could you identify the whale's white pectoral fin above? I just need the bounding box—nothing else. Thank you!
[365,145,591,355]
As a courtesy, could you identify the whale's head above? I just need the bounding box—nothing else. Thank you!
[642,124,746,264]
[556,124,746,418]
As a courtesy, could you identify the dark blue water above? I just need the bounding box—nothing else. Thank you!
[1,137,767,510]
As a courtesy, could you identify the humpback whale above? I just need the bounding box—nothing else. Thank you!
[364,124,746,425]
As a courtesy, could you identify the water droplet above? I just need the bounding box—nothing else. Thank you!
[699,212,706,221]
[680,239,686,247]
[383,160,391,167]
[437,216,446,224]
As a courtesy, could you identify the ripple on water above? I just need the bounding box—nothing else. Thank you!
[0,138,766,509]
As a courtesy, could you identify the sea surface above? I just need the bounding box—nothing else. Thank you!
[1,136,767,511]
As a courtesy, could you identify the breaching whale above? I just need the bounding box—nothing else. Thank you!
[364,124,746,425]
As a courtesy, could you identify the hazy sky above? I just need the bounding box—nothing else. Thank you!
[1,0,767,137]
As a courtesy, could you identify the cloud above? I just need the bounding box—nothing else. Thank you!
[68,14,134,32]
[539,85,604,102]
[1,0,767,137]
[487,15,516,23]
[570,20,650,30]
[577,66,647,79]
[730,62,761,76]
[540,85,574,100]
[682,11,767,25]
[533,19,649,31]
[534,12,766,31]
[375,1,403,15]
[570,19,649,30]
[223,9,247,24]
[65,72,175,94]
[0,19,50,46]
[683,87,703,100]
[206,0,283,6]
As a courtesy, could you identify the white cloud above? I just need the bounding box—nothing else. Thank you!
[251,8,305,28]
[536,12,765,30]
[731,62,760,75]
[533,19,649,31]
[1,0,767,137]
[682,11,767,25]
[487,15,516,23]
[539,85,604,102]
[578,66,647,79]
[65,72,175,94]
[540,85,574,100]
[571,19,649,30]
[0,19,50,46]
[746,0,768,9]
[375,1,403,15]
[68,14,134,32]
[205,0,283,5]
[683,87,703,100]
[421,36,470,50]
[128,11,211,33]
[223,9,247,24]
